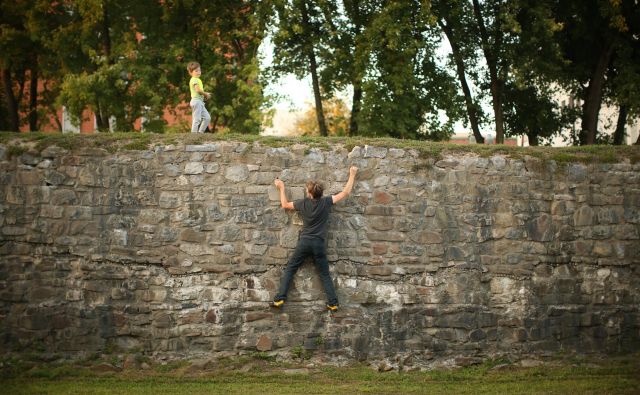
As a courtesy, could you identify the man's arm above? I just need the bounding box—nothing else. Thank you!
[274,178,295,210]
[332,166,358,204]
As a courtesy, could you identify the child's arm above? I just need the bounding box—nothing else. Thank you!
[192,81,211,99]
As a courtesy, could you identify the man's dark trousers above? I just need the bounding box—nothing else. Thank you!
[274,237,338,305]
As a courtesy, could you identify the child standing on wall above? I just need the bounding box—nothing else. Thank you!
[187,61,212,133]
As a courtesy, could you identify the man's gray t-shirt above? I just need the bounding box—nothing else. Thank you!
[294,196,333,240]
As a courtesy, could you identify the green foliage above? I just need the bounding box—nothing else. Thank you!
[1,0,639,144]
[154,360,189,373]
[251,352,276,361]
[290,345,311,361]
[553,0,640,144]
[1,1,269,133]
[6,145,27,158]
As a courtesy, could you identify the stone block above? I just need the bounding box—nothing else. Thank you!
[592,242,612,257]
[574,206,595,226]
[158,191,184,209]
[367,231,404,242]
[372,243,388,255]
[364,205,404,216]
[256,335,273,351]
[143,287,168,303]
[225,165,249,182]
[50,189,77,205]
[363,145,387,158]
[184,162,204,175]
[370,216,394,231]
[373,191,394,204]
[205,163,220,173]
[246,244,269,255]
[526,214,554,242]
[186,144,218,152]
[435,157,460,169]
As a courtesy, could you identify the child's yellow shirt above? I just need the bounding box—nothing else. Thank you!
[190,77,204,100]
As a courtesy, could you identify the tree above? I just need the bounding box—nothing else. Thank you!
[356,1,464,140]
[54,0,149,131]
[270,0,329,136]
[431,0,485,143]
[173,1,268,134]
[607,1,640,145]
[314,0,381,136]
[0,1,36,131]
[554,0,639,145]
[501,0,575,145]
[0,0,268,134]
[470,0,509,144]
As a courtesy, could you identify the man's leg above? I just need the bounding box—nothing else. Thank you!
[311,239,338,306]
[274,240,309,302]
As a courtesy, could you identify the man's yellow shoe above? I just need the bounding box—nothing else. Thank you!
[271,300,285,308]
[326,304,339,312]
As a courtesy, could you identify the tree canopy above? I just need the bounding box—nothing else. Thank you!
[1,0,268,134]
[1,0,638,144]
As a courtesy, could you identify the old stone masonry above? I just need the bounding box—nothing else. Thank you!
[0,141,639,367]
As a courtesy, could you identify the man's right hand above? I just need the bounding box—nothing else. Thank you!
[349,166,358,177]
[274,178,284,190]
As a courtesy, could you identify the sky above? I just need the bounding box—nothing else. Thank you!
[258,36,315,111]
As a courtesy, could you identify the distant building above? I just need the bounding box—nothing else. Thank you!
[449,92,639,147]
[550,93,639,146]
[18,79,191,134]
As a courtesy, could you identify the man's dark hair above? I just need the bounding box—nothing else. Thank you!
[306,181,324,199]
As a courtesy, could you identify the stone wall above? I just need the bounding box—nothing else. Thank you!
[1,141,639,367]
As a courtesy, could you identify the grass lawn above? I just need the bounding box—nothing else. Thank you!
[2,354,638,395]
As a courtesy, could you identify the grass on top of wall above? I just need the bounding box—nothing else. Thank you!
[1,131,639,164]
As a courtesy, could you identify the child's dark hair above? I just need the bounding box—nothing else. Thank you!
[306,181,324,199]
[187,61,201,73]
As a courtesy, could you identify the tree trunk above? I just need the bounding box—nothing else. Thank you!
[95,103,108,130]
[102,1,112,64]
[580,41,614,145]
[613,104,627,145]
[301,0,328,136]
[438,18,484,144]
[527,129,539,146]
[472,0,504,144]
[308,47,328,136]
[29,58,38,132]
[97,0,112,132]
[350,83,362,136]
[212,115,219,132]
[2,69,20,132]
[349,6,363,137]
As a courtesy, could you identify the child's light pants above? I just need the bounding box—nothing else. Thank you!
[190,99,211,133]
